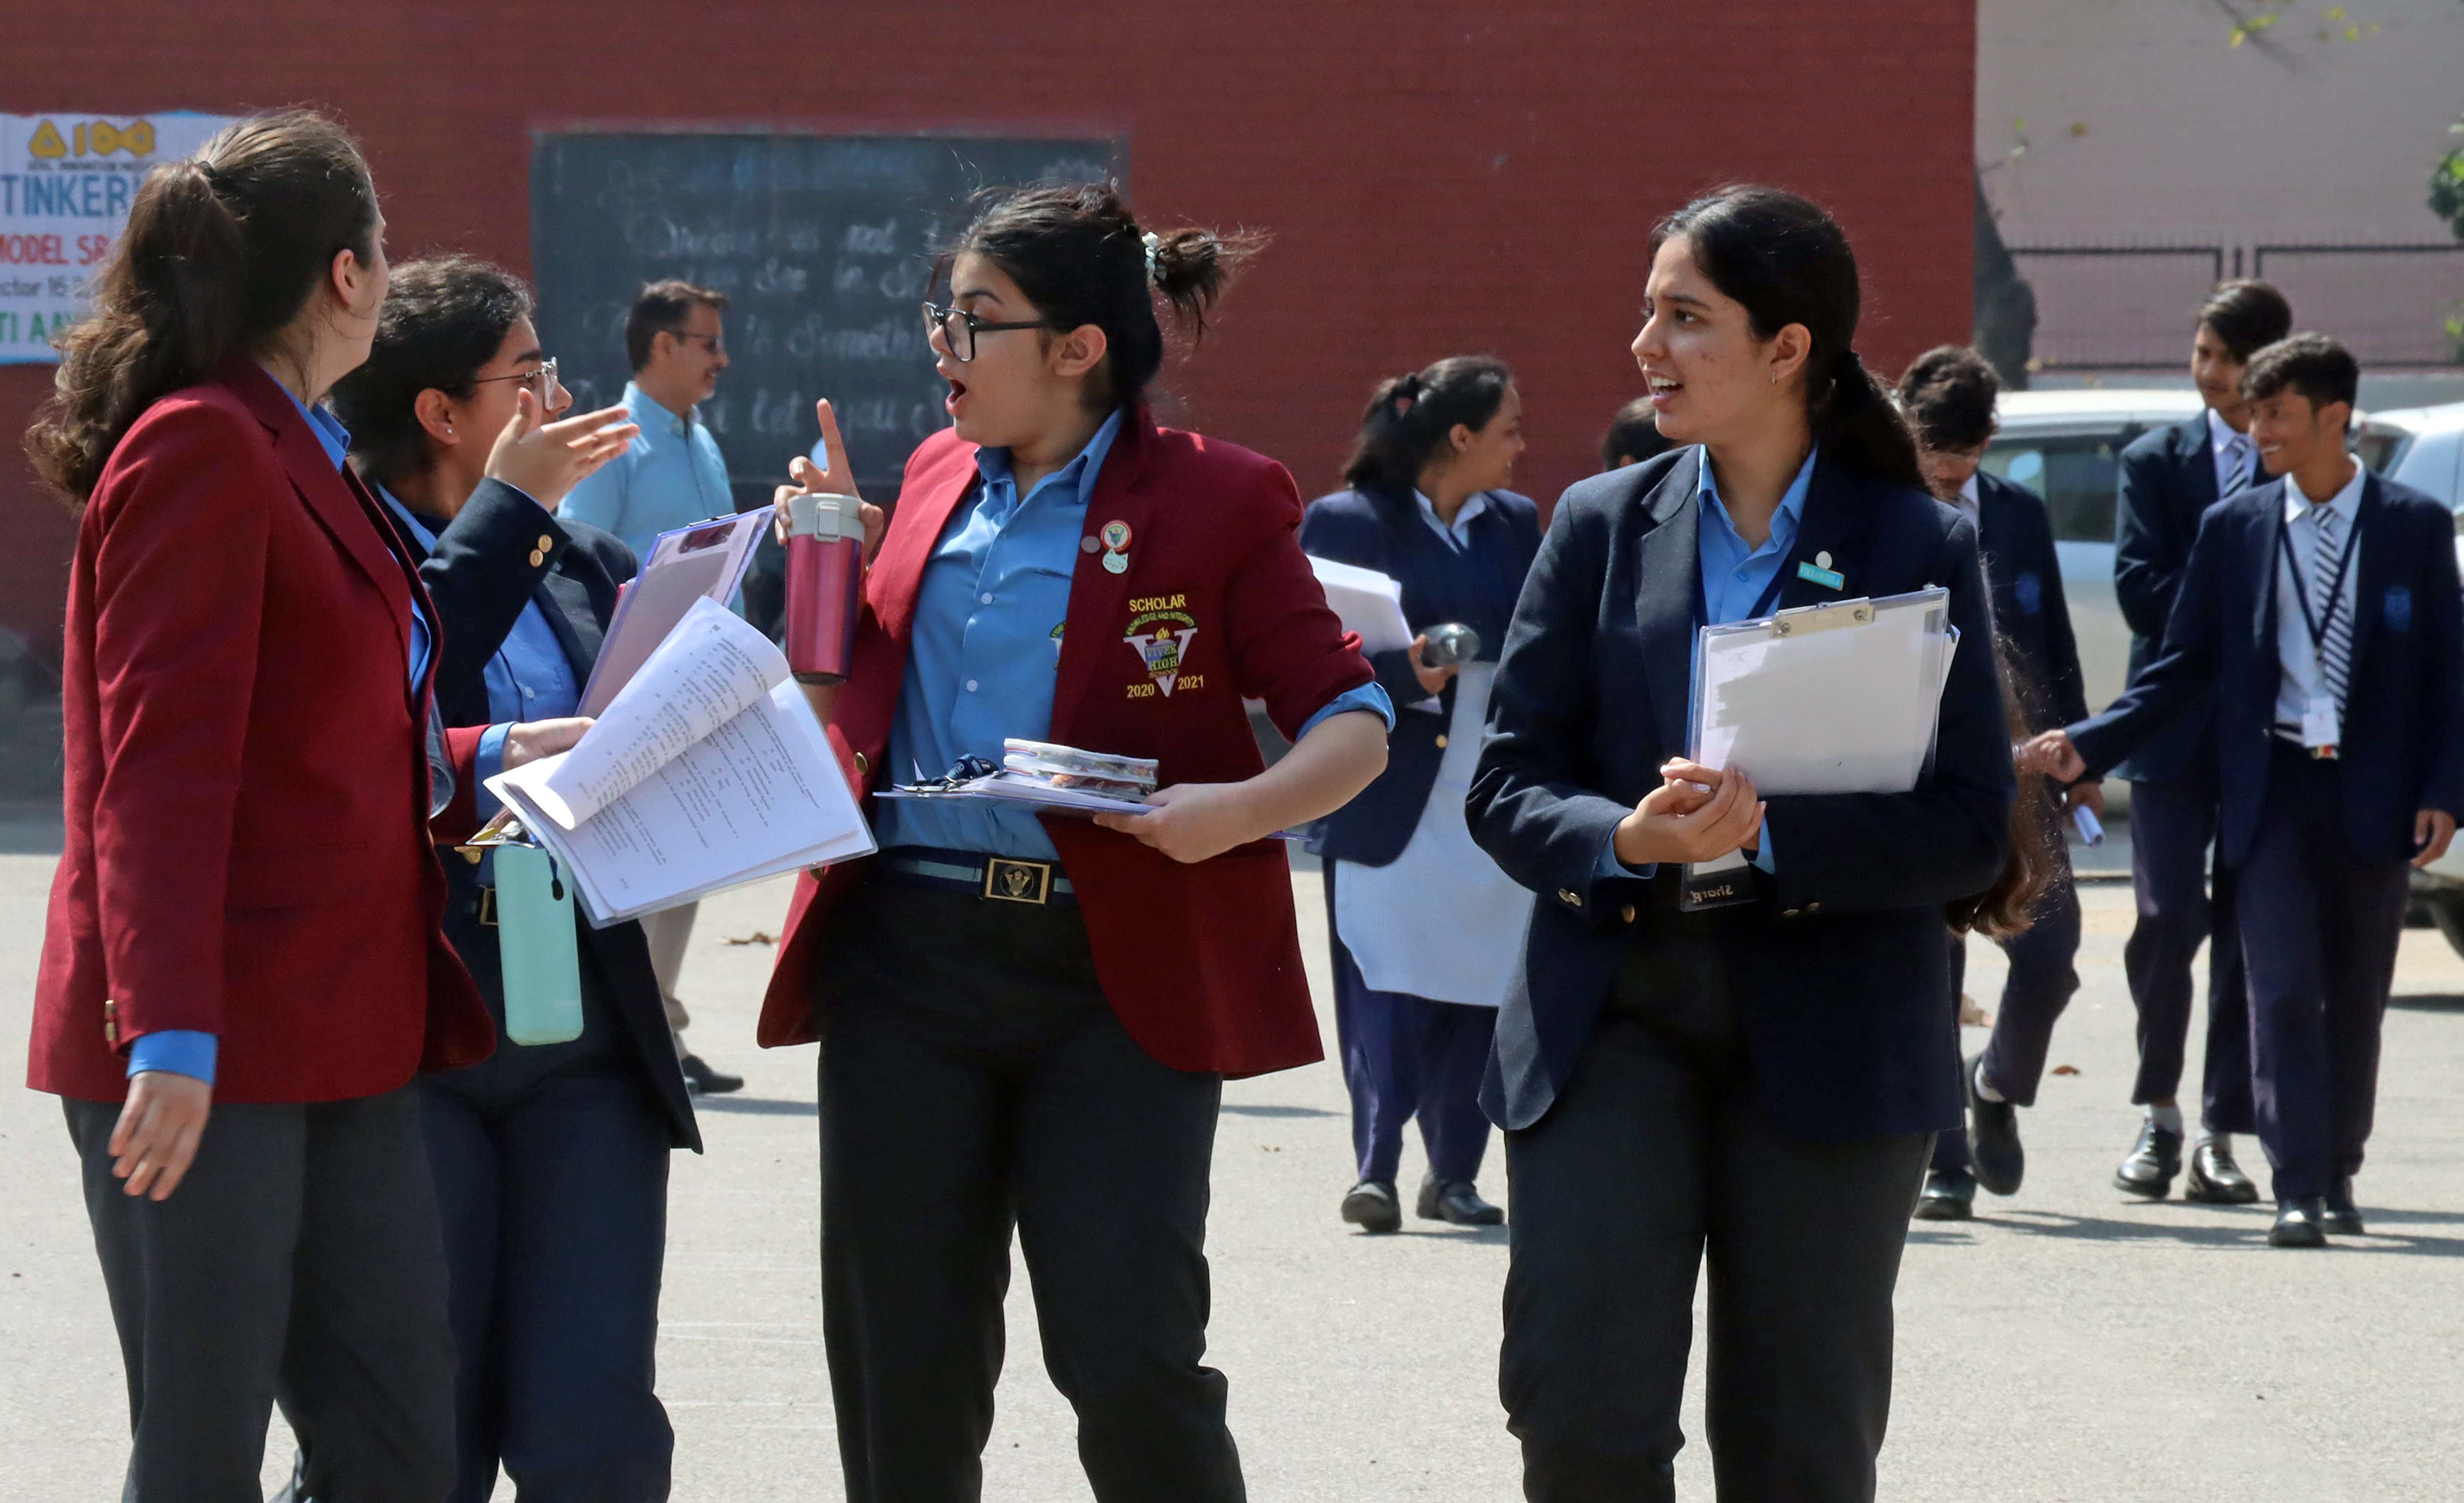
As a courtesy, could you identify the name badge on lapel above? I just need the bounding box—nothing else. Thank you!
[1796,550,1845,592]
[495,845,585,1046]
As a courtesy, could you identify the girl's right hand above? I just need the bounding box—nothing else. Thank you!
[1407,634,1461,697]
[1612,760,1765,867]
[772,399,886,565]
[485,388,637,507]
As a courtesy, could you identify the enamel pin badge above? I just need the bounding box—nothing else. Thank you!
[1797,549,1844,591]
[1099,520,1132,575]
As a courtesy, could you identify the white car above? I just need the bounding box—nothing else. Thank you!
[1986,393,2464,945]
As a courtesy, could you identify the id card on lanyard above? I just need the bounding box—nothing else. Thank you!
[2277,513,2357,754]
[494,845,585,1045]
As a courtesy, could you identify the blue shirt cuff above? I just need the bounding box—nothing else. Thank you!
[127,1030,217,1084]
[1297,682,1396,740]
[1749,826,1775,875]
[1595,834,1655,883]
[476,722,513,820]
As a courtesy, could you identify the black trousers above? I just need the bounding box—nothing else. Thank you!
[1501,922,1931,1502]
[814,877,1243,1503]
[1933,851,2082,1173]
[2126,773,2255,1129]
[64,1087,456,1503]
[422,1020,673,1503]
[2235,747,2409,1201]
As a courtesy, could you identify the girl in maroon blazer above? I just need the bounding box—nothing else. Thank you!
[24,112,581,1500]
[763,183,1390,1502]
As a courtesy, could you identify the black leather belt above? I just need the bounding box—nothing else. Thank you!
[880,848,1076,906]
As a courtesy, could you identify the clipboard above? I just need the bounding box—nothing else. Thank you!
[1678,589,1957,910]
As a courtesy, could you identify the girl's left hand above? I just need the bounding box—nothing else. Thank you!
[1093,782,1261,864]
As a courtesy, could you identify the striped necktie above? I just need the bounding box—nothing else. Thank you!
[2312,506,2353,723]
[2221,433,2253,493]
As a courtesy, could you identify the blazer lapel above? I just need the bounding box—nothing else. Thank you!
[1631,451,1702,759]
[538,571,605,676]
[1052,408,1160,735]
[868,447,982,646]
[2249,478,2286,658]
[2343,473,2387,681]
[2177,415,2221,518]
[1768,452,1878,614]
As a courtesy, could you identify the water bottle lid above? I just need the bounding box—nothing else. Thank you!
[785,491,863,542]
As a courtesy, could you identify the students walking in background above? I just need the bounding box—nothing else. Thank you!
[1301,356,1541,1232]
[559,278,744,1095]
[2029,335,2463,1247]
[1470,185,2029,1500]
[1895,346,2094,1221]
[2106,281,2292,1203]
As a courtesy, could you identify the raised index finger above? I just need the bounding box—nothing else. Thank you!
[814,399,857,496]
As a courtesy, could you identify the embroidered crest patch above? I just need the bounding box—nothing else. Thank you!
[1124,599,1199,696]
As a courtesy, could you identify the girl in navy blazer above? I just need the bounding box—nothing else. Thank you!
[1467,186,2032,1500]
[1300,357,1540,1232]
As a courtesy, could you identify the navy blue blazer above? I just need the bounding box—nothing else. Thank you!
[2110,414,2236,782]
[2070,470,2464,868]
[1976,470,2089,731]
[1299,484,1541,865]
[1468,449,2015,1139]
[399,478,700,1151]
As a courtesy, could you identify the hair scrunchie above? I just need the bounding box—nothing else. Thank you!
[1142,231,1161,282]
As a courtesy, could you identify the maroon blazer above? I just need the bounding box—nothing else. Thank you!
[29,360,492,1105]
[757,409,1375,1077]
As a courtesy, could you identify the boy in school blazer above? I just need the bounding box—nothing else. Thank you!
[2033,335,2463,1246]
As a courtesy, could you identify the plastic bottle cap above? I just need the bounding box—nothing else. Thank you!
[786,491,864,542]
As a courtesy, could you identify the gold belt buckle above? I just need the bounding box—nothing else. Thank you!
[476,886,499,926]
[983,857,1054,905]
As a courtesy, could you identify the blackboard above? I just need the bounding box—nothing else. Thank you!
[529,133,1119,507]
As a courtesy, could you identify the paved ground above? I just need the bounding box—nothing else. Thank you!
[6,826,2464,1500]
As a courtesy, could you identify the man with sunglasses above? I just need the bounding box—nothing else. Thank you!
[561,278,745,1096]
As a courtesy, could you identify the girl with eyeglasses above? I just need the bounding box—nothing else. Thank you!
[327,257,706,1503]
[762,182,1392,1502]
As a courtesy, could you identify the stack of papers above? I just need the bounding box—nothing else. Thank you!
[1001,738,1158,800]
[1306,556,1414,655]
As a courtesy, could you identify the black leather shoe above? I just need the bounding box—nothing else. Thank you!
[1912,1167,1976,1220]
[1342,1179,1402,1233]
[2113,1119,2184,1198]
[1417,1176,1505,1225]
[1967,1059,2024,1196]
[2323,1178,2365,1236]
[2183,1136,2261,1204]
[2270,1197,2328,1247]
[679,1053,744,1095]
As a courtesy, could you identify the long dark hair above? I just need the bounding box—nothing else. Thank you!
[1340,355,1513,497]
[25,110,380,505]
[1651,185,1924,491]
[1949,633,2058,938]
[330,256,532,491]
[941,181,1261,411]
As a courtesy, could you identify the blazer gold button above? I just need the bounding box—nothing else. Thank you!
[536,535,554,552]
[463,847,484,865]
[853,751,871,777]
[1805,901,1821,913]
[1557,888,1582,907]
[102,998,118,1047]
[1434,734,1448,749]
[1620,904,1637,923]
[1781,908,1801,918]
[527,549,547,567]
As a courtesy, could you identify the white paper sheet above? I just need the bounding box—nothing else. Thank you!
[1687,589,1955,796]
[875,771,1153,817]
[1306,556,1415,656]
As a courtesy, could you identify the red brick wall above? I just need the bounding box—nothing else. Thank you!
[2,1,1975,667]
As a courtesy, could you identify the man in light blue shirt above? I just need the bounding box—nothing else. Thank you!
[557,279,743,1093]
[559,281,736,562]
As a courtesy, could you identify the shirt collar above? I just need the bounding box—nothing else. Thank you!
[1697,444,1818,552]
[625,380,695,437]
[262,366,352,471]
[1957,471,1981,511]
[2283,459,2364,524]
[373,483,438,548]
[1412,487,1491,542]
[2205,406,2248,456]
[973,407,1128,514]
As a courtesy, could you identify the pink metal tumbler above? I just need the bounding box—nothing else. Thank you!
[783,491,865,685]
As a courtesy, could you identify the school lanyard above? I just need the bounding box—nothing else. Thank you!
[2275,506,2359,663]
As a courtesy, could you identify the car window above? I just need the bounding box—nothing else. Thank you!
[1983,430,2140,543]
[2355,428,2409,476]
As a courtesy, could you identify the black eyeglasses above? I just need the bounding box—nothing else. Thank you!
[923,301,1055,363]
[469,356,559,401]
[666,330,725,355]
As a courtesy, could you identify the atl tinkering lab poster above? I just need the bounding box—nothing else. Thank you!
[0,112,238,364]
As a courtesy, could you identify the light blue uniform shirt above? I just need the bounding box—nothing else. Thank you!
[1597,446,1816,881]
[878,409,1392,860]
[558,381,734,562]
[129,387,440,1084]
[376,489,583,819]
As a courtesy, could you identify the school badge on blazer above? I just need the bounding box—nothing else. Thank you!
[1123,594,1204,697]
